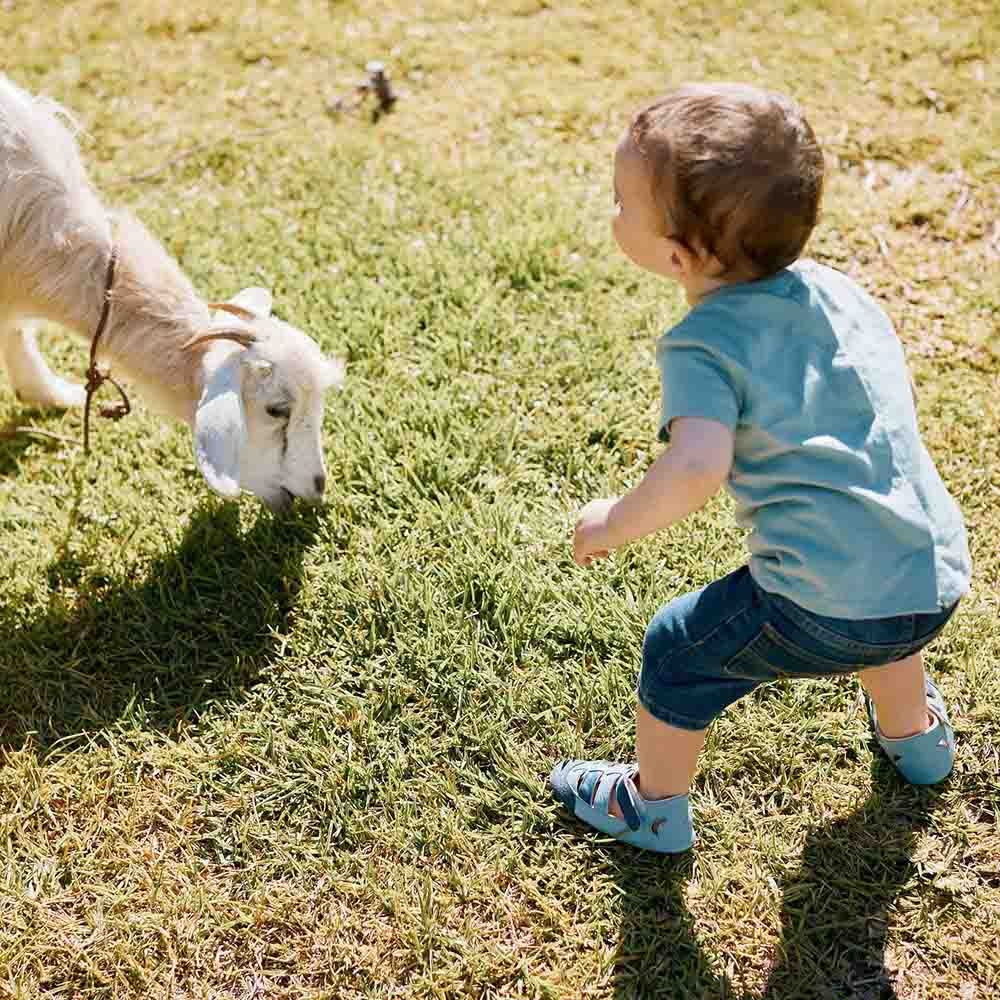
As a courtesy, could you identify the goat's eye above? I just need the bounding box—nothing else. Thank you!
[266,404,291,420]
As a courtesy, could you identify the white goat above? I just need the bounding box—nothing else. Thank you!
[0,74,344,511]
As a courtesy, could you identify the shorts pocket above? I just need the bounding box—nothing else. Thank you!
[722,622,863,681]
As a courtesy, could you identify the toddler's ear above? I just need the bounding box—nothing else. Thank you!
[665,237,722,279]
[662,236,700,278]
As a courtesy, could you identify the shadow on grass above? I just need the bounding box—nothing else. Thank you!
[609,848,737,999]
[608,766,942,1000]
[0,502,321,750]
[760,771,942,1000]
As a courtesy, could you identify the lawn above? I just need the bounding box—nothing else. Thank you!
[1,1,998,997]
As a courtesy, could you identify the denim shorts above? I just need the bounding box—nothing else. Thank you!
[639,566,958,731]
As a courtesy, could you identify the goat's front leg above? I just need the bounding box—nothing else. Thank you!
[0,322,86,409]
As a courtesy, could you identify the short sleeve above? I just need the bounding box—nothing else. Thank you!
[656,331,743,443]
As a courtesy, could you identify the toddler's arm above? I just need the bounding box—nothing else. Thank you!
[574,417,733,566]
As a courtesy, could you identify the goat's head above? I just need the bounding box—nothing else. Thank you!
[184,288,344,512]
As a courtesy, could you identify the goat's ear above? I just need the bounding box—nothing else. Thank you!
[230,287,273,318]
[193,353,245,499]
[205,289,272,325]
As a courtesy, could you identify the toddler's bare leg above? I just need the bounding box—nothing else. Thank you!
[859,651,931,738]
[609,704,706,819]
[637,704,706,796]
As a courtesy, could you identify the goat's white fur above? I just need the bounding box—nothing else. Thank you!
[0,74,344,511]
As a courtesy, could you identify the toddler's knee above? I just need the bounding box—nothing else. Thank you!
[643,607,682,676]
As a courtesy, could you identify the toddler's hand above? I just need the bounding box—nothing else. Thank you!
[574,497,619,566]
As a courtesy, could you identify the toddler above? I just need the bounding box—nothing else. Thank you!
[550,83,971,852]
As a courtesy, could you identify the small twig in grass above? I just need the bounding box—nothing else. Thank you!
[0,423,78,446]
[947,187,972,224]
[871,225,898,273]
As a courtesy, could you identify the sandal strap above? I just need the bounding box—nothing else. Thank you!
[574,762,631,811]
[615,774,642,832]
[562,759,663,833]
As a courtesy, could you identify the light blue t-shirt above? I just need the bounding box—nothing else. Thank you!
[657,259,971,619]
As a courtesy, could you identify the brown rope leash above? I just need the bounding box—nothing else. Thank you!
[82,245,131,455]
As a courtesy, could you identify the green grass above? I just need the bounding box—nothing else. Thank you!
[1,1,998,996]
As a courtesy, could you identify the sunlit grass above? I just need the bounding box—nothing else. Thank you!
[1,1,998,997]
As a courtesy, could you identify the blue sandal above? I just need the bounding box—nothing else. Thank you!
[867,677,955,785]
[549,759,694,853]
